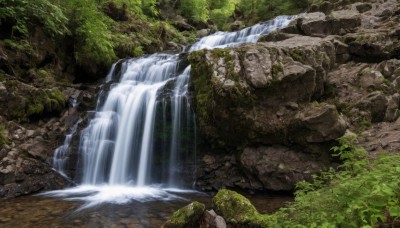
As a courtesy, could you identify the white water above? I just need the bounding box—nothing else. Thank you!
[47,15,295,206]
[52,97,81,177]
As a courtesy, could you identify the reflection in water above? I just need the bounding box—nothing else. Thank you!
[0,193,291,227]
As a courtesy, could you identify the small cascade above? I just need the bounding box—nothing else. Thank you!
[189,15,294,51]
[48,15,296,205]
[52,98,81,177]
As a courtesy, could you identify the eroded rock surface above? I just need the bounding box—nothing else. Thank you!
[0,86,94,198]
[191,0,400,192]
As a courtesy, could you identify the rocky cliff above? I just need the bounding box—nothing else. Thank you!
[1,0,399,199]
[191,0,400,192]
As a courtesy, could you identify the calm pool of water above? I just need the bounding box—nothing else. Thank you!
[0,190,291,227]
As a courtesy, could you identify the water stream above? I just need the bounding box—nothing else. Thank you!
[45,15,295,210]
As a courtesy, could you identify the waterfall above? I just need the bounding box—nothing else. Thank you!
[49,15,295,204]
[52,97,81,177]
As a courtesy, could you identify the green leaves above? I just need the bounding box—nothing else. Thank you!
[0,0,68,39]
[180,0,209,23]
[267,134,400,227]
[65,0,117,64]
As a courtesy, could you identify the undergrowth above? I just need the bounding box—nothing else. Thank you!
[265,132,400,227]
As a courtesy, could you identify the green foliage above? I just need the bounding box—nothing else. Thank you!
[208,0,235,30]
[180,0,209,23]
[141,0,158,16]
[0,0,68,39]
[265,133,400,227]
[61,0,116,64]
[236,0,308,24]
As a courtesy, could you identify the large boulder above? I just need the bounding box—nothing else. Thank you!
[293,11,361,37]
[212,189,268,228]
[189,36,339,150]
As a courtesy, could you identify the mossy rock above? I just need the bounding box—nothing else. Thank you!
[3,80,66,121]
[212,189,269,228]
[163,201,206,228]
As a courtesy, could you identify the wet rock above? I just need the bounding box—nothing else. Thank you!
[257,31,295,42]
[163,202,205,228]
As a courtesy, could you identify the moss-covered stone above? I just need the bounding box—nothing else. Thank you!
[26,68,55,87]
[212,189,271,228]
[2,80,66,121]
[163,201,205,228]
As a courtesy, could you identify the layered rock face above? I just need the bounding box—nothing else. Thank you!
[0,83,95,198]
[191,0,400,191]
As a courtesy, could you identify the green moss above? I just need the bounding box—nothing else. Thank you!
[189,48,256,149]
[0,124,9,146]
[210,48,240,81]
[27,68,55,86]
[4,80,66,121]
[189,50,216,138]
[164,201,205,228]
[271,63,283,79]
[288,49,304,62]
[0,70,6,82]
[212,189,271,227]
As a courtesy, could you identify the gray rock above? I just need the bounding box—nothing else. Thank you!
[197,29,210,38]
[359,91,388,122]
[296,10,361,37]
[354,3,372,13]
[292,104,347,143]
[240,145,325,191]
[385,94,400,122]
[243,47,272,88]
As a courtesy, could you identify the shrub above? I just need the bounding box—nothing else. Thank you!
[268,133,400,227]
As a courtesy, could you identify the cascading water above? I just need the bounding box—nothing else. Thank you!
[52,98,81,178]
[47,15,295,206]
